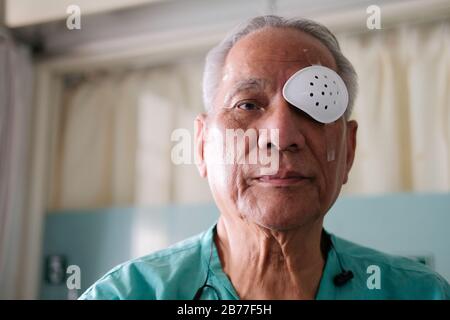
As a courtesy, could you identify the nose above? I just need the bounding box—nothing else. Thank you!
[259,96,306,152]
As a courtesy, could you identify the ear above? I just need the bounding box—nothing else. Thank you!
[194,113,208,178]
[343,120,358,184]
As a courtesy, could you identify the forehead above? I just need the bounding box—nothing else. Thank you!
[222,27,337,86]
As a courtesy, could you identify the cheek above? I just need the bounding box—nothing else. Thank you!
[203,128,246,204]
[319,129,348,202]
[203,112,252,189]
[205,161,250,216]
[309,124,347,197]
[204,135,230,195]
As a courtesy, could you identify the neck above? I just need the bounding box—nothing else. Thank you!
[215,214,326,300]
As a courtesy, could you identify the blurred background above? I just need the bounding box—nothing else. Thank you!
[0,0,449,299]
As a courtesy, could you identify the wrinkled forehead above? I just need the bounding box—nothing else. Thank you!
[222,27,337,86]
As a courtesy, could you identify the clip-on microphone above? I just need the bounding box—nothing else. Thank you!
[333,270,354,287]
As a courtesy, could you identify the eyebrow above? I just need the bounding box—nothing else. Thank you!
[223,78,269,106]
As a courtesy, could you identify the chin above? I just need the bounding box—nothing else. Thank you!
[239,195,322,231]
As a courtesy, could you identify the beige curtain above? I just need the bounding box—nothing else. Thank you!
[49,59,212,210]
[340,19,450,194]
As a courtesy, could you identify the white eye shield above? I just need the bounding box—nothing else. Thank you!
[282,65,349,124]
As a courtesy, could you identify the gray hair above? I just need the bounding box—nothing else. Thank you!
[202,15,358,120]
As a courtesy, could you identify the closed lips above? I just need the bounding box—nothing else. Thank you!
[256,171,312,186]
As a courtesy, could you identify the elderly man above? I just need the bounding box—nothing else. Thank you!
[80,15,449,300]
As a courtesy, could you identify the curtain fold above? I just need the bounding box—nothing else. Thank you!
[0,32,34,298]
[340,19,450,194]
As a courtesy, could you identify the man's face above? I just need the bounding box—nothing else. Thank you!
[196,27,357,231]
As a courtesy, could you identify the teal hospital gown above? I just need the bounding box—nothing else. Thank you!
[79,224,450,300]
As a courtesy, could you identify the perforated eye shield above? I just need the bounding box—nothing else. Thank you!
[282,65,348,124]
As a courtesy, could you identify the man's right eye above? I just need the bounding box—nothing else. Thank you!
[235,102,259,111]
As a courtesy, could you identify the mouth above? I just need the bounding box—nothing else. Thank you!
[255,170,312,187]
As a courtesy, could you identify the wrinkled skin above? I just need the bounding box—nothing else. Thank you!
[195,27,357,299]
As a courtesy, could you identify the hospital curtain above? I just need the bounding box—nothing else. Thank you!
[0,30,34,298]
[340,19,450,194]
[48,60,212,210]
